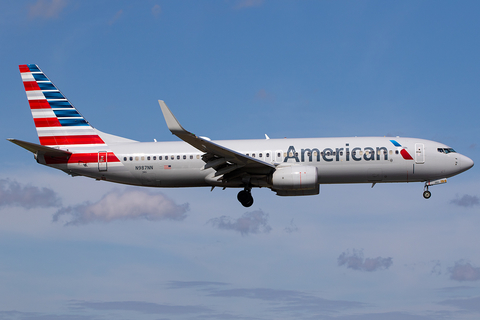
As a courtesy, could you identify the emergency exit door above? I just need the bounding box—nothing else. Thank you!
[98,151,107,171]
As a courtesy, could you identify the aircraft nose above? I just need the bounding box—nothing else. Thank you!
[460,155,474,172]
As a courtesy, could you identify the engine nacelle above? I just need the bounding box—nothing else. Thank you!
[271,166,318,190]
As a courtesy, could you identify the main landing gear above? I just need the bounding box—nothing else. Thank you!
[237,188,254,207]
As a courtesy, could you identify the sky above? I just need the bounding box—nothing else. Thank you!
[1,1,480,319]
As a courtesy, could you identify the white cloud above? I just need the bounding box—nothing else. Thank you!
[152,4,161,18]
[448,261,480,282]
[207,210,271,235]
[254,88,275,103]
[28,0,67,19]
[53,189,188,225]
[234,0,264,10]
[108,9,123,25]
[0,179,61,209]
[338,249,393,272]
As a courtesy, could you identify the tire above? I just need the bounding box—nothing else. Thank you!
[423,190,432,199]
[237,190,254,207]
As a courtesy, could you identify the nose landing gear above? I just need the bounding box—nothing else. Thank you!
[423,183,432,199]
[422,178,448,199]
[423,189,431,199]
[237,188,254,207]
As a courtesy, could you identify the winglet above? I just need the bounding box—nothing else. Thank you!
[158,100,187,135]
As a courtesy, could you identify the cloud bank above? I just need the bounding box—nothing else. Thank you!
[0,179,61,209]
[72,300,211,315]
[207,287,365,313]
[207,210,272,235]
[338,249,393,272]
[53,189,188,225]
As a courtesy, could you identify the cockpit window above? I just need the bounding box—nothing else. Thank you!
[438,147,456,154]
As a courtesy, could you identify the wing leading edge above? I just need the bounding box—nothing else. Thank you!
[158,100,275,178]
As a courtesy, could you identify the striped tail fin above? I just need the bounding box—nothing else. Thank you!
[19,64,106,149]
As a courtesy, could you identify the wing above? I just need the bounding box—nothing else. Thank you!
[159,100,275,178]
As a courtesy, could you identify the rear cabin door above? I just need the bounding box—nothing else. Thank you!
[98,151,107,171]
[415,143,425,164]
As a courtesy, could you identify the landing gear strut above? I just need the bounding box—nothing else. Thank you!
[423,184,431,199]
[237,188,254,207]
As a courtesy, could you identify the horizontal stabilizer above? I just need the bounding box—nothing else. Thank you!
[7,138,72,159]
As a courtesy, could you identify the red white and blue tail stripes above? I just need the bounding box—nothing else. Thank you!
[20,64,105,148]
[20,64,120,165]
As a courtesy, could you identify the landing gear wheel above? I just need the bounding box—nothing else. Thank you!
[423,190,432,199]
[237,190,254,207]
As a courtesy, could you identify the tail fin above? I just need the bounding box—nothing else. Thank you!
[19,64,106,149]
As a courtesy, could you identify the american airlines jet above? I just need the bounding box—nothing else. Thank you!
[9,64,474,207]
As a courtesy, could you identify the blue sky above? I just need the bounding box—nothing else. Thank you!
[1,1,480,319]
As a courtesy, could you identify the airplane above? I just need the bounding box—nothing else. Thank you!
[9,64,474,207]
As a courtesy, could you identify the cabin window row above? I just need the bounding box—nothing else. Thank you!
[123,149,400,162]
[123,154,201,161]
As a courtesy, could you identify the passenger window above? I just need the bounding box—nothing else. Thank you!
[176,155,180,160]
[183,155,186,160]
[190,155,193,159]
[278,153,281,157]
[395,150,399,155]
[159,156,162,160]
[123,157,127,161]
[135,156,139,161]
[196,155,200,159]
[266,153,270,157]
[171,156,174,160]
[129,157,133,161]
[147,156,151,160]
[153,156,156,160]
[259,153,263,158]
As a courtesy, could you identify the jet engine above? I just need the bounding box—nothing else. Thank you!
[270,166,319,196]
